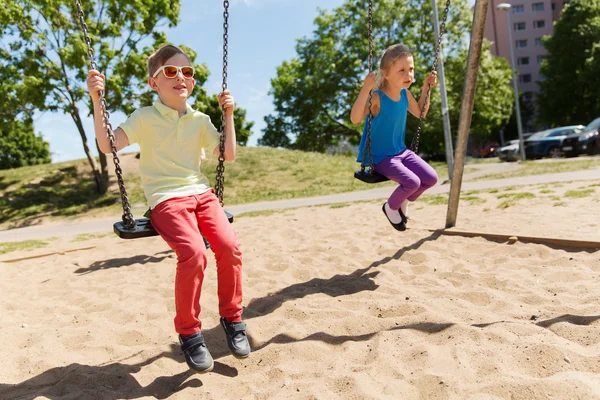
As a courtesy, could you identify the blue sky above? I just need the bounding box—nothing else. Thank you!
[36,0,475,162]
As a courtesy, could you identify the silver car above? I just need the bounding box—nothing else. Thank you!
[497,139,520,162]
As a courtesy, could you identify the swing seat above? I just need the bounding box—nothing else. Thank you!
[354,169,390,184]
[113,211,234,249]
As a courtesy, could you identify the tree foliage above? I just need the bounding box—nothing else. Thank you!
[0,49,51,170]
[260,0,513,155]
[0,118,51,170]
[537,0,600,126]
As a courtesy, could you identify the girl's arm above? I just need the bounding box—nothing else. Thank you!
[87,70,130,154]
[350,72,380,124]
[408,71,437,118]
[213,90,236,161]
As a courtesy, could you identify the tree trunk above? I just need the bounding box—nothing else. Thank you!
[71,103,107,194]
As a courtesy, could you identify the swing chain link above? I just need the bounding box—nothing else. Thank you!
[361,0,375,174]
[411,0,451,153]
[75,0,135,229]
[215,0,229,208]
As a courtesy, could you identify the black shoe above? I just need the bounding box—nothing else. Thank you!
[179,332,214,373]
[382,203,406,231]
[220,317,251,359]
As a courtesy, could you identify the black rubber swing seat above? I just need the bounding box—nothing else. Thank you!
[113,211,234,248]
[354,169,390,184]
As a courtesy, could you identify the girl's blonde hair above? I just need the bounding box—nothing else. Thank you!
[374,44,413,90]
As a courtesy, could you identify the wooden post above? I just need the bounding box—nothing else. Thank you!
[445,0,490,228]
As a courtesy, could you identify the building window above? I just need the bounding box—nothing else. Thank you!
[514,22,527,31]
[534,20,546,29]
[552,3,556,10]
[519,74,532,83]
[513,5,525,13]
[537,55,546,63]
[532,2,545,11]
[535,37,544,46]
[516,39,528,48]
[518,57,530,65]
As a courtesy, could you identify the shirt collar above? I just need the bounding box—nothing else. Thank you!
[153,99,195,117]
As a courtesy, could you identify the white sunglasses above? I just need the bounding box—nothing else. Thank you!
[152,65,195,79]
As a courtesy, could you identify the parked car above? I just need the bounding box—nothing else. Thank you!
[561,117,600,157]
[524,125,584,159]
[497,139,520,162]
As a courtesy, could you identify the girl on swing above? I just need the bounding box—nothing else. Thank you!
[351,44,439,231]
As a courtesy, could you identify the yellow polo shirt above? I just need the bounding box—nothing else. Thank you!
[119,100,221,209]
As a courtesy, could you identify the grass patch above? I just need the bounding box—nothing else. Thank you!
[70,232,112,242]
[235,209,281,218]
[539,189,554,194]
[420,194,448,205]
[554,202,565,206]
[497,192,536,200]
[0,239,50,255]
[474,159,600,181]
[329,203,351,209]
[0,148,450,227]
[498,200,516,209]
[460,195,486,205]
[496,192,535,209]
[564,189,595,198]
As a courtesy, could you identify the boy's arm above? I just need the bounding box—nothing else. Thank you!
[212,113,236,161]
[88,70,130,154]
[92,101,130,154]
[213,90,236,161]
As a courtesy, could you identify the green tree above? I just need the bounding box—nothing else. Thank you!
[260,0,514,155]
[537,0,600,126]
[0,48,51,169]
[502,93,536,140]
[193,94,254,147]
[443,41,514,147]
[1,0,253,193]
[0,118,51,170]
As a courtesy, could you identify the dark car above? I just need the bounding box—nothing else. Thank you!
[561,117,600,157]
[524,125,584,159]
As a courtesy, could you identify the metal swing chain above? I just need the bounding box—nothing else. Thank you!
[361,0,375,174]
[410,0,451,153]
[215,0,229,208]
[75,0,136,229]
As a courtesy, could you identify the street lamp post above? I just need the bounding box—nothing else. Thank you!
[496,3,526,161]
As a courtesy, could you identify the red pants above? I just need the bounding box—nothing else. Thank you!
[150,190,243,336]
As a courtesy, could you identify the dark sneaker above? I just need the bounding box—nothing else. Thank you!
[220,317,251,359]
[382,202,406,231]
[179,332,214,373]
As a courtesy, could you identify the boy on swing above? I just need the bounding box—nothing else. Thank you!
[87,44,250,373]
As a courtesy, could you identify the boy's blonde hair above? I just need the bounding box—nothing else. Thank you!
[147,44,192,77]
[375,44,413,90]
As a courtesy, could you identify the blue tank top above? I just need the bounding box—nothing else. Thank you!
[356,88,408,165]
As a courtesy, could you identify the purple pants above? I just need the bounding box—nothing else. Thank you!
[374,150,438,210]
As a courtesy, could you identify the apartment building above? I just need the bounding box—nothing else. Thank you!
[483,0,570,128]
